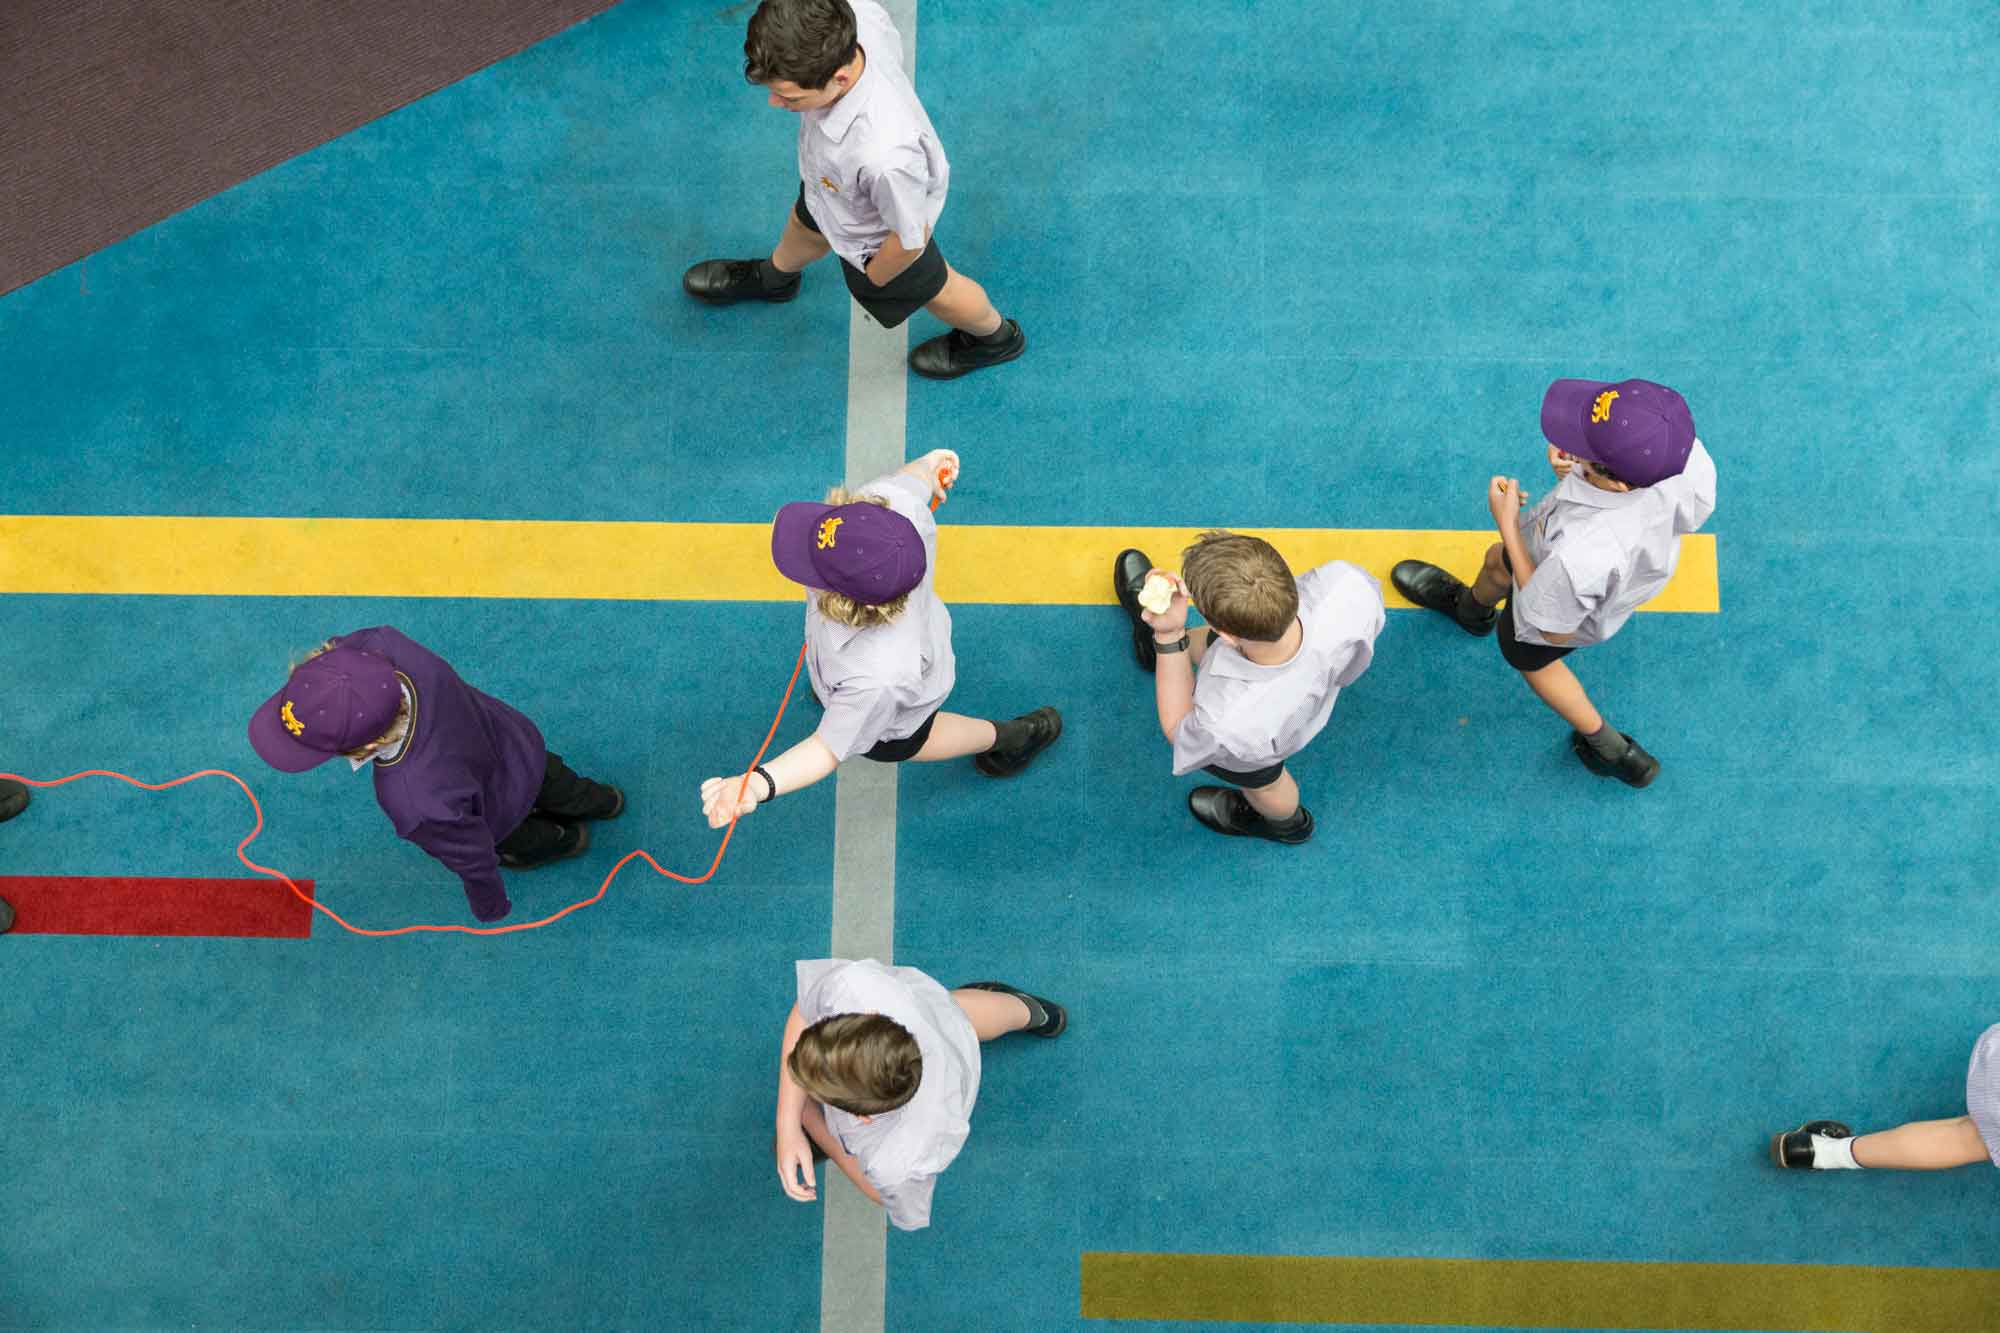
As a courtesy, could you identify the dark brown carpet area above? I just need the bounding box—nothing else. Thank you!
[0,0,621,297]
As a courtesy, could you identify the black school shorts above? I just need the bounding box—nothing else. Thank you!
[1202,759,1287,789]
[861,711,938,764]
[795,185,948,329]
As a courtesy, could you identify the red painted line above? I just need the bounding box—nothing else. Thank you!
[0,875,315,938]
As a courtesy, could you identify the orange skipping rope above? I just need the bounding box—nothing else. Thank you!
[0,642,808,937]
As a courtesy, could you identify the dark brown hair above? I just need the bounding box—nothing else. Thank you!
[789,1013,921,1115]
[1179,530,1299,642]
[744,0,859,90]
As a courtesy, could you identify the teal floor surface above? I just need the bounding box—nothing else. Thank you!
[3,1,1996,1329]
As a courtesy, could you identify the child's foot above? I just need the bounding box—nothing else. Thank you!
[1187,788,1315,844]
[1114,548,1160,672]
[1391,560,1496,636]
[499,821,590,869]
[974,707,1062,776]
[909,319,1026,380]
[574,782,624,821]
[1569,729,1660,788]
[0,777,28,823]
[1770,1120,1854,1169]
[682,258,801,305]
[959,981,1067,1036]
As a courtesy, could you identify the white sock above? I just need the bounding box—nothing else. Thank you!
[1812,1133,1862,1169]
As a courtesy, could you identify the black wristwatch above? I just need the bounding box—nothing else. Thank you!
[1153,634,1190,654]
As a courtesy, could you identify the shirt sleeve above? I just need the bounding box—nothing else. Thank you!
[1513,554,1592,639]
[861,150,933,254]
[1168,695,1229,776]
[875,1171,939,1231]
[405,812,511,922]
[814,678,904,762]
[796,959,852,1020]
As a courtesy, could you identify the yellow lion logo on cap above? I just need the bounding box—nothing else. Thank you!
[281,700,305,737]
[1590,389,1620,423]
[816,517,844,549]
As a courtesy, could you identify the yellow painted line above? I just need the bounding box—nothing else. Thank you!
[0,516,1717,610]
[1080,1252,2000,1331]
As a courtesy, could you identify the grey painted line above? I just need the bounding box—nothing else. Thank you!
[822,4,919,1331]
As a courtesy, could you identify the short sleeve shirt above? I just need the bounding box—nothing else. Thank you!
[795,958,982,1231]
[795,0,950,268]
[1171,561,1386,776]
[804,472,957,761]
[1512,439,1718,649]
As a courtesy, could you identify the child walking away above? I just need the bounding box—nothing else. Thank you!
[1772,1023,2000,1173]
[248,627,625,923]
[1391,378,1716,787]
[699,449,1060,827]
[1112,533,1385,845]
[682,0,1025,381]
[775,958,1065,1230]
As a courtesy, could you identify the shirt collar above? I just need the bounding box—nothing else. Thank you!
[352,677,417,771]
[1552,470,1650,512]
[1196,621,1305,682]
[809,47,875,144]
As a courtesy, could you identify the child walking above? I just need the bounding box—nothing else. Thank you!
[1772,1023,2000,1173]
[1391,378,1716,787]
[682,0,1025,380]
[775,958,1065,1230]
[699,449,1060,826]
[247,627,624,923]
[1112,533,1385,845]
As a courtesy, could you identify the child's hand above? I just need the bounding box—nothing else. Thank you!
[1547,443,1575,481]
[1487,475,1526,527]
[699,774,762,829]
[919,448,960,504]
[1138,568,1189,637]
[775,1130,819,1202]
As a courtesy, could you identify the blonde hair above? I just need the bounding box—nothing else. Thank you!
[789,1013,922,1115]
[1179,530,1299,642]
[813,488,912,627]
[292,637,410,755]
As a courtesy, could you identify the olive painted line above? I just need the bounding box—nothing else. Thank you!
[1079,1252,2000,1331]
[0,516,1721,611]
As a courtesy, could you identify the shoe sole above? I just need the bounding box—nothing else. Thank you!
[909,329,1027,381]
[685,287,799,306]
[1769,1132,1793,1168]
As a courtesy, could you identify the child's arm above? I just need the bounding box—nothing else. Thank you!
[1143,571,1197,739]
[863,229,925,287]
[701,735,841,830]
[1488,475,1574,645]
[775,1004,818,1201]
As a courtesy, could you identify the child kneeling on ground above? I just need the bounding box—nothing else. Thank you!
[1392,378,1717,787]
[701,449,1060,827]
[775,959,1065,1230]
[1113,532,1385,845]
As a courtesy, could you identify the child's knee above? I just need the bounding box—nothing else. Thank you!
[1482,542,1509,578]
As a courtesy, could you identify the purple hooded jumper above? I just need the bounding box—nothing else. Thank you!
[337,626,546,921]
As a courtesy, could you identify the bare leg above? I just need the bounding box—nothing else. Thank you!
[1240,767,1301,821]
[923,263,1003,336]
[772,209,832,274]
[952,987,1031,1039]
[1470,541,1511,607]
[1519,659,1605,734]
[1852,1115,1991,1169]
[910,712,999,762]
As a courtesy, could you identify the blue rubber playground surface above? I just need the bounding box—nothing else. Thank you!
[3,1,1997,1329]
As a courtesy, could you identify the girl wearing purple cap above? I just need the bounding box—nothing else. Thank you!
[248,627,625,922]
[1391,378,1717,787]
[699,450,1060,827]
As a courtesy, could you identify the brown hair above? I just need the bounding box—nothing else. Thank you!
[744,0,858,90]
[789,1013,922,1115]
[1179,530,1299,642]
[813,487,912,626]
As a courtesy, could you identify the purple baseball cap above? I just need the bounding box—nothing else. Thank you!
[771,499,926,605]
[1540,378,1696,488]
[248,646,403,772]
